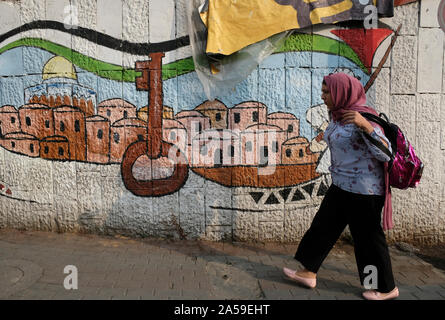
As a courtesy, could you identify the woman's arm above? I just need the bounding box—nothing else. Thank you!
[341,111,392,162]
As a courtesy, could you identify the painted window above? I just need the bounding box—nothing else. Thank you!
[286,149,291,157]
[216,113,221,121]
[26,117,31,126]
[107,109,111,117]
[123,110,128,119]
[137,134,144,141]
[288,124,293,133]
[30,143,34,153]
[44,146,49,154]
[60,121,65,132]
[299,149,304,157]
[272,141,278,153]
[200,144,207,155]
[113,132,120,143]
[75,120,80,132]
[245,141,252,152]
[11,141,15,148]
[170,131,176,140]
[234,113,240,124]
[228,145,235,157]
[45,120,50,128]
[58,147,64,156]
[97,129,103,139]
[10,117,15,124]
[252,111,258,122]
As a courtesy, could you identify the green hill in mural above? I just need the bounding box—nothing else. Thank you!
[0,33,368,82]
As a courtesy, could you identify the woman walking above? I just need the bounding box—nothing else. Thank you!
[283,72,399,300]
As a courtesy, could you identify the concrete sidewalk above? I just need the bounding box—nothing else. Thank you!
[0,229,444,300]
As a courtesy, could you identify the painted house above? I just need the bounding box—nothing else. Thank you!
[241,124,286,166]
[0,105,20,136]
[191,129,240,167]
[97,99,137,125]
[162,119,187,156]
[137,105,174,121]
[0,132,39,157]
[267,112,300,140]
[109,118,147,163]
[39,135,70,161]
[86,115,111,164]
[18,104,55,140]
[195,100,228,129]
[281,137,318,165]
[175,110,211,160]
[53,106,86,161]
[228,102,267,132]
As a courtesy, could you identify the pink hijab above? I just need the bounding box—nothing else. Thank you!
[323,72,393,231]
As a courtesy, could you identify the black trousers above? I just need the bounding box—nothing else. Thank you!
[294,184,396,293]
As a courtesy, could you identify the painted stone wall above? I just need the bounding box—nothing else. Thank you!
[0,0,443,246]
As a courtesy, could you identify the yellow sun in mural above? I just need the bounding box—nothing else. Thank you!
[42,56,77,81]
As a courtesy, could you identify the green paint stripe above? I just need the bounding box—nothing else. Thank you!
[277,33,368,73]
[0,34,367,83]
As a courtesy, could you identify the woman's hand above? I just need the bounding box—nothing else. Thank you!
[341,111,389,148]
[341,111,374,134]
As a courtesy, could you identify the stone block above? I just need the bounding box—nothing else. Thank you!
[258,210,284,223]
[20,0,45,23]
[76,172,103,214]
[442,96,445,149]
[0,1,20,35]
[283,206,318,242]
[366,67,390,115]
[54,199,81,233]
[1,77,24,108]
[380,1,419,35]
[420,0,441,27]
[258,221,284,242]
[285,52,312,68]
[232,210,258,231]
[391,36,417,94]
[389,94,416,142]
[203,225,232,241]
[415,121,441,180]
[152,192,180,215]
[52,161,78,201]
[417,28,444,93]
[179,215,205,239]
[179,187,205,215]
[149,0,175,43]
[205,207,232,226]
[416,94,441,122]
[97,0,123,66]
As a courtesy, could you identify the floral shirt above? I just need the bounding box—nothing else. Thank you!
[323,120,392,195]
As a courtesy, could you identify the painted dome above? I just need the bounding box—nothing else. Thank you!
[42,56,77,81]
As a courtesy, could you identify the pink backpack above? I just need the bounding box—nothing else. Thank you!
[361,112,423,189]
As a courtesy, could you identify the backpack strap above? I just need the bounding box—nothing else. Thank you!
[361,131,394,160]
[359,112,394,161]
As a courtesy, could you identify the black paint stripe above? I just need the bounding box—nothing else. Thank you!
[0,20,190,55]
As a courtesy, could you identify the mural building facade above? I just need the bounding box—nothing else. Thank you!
[0,0,443,246]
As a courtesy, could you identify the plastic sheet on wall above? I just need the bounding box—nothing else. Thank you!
[186,0,291,100]
[187,0,395,100]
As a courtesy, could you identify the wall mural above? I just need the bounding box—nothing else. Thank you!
[0,2,406,230]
